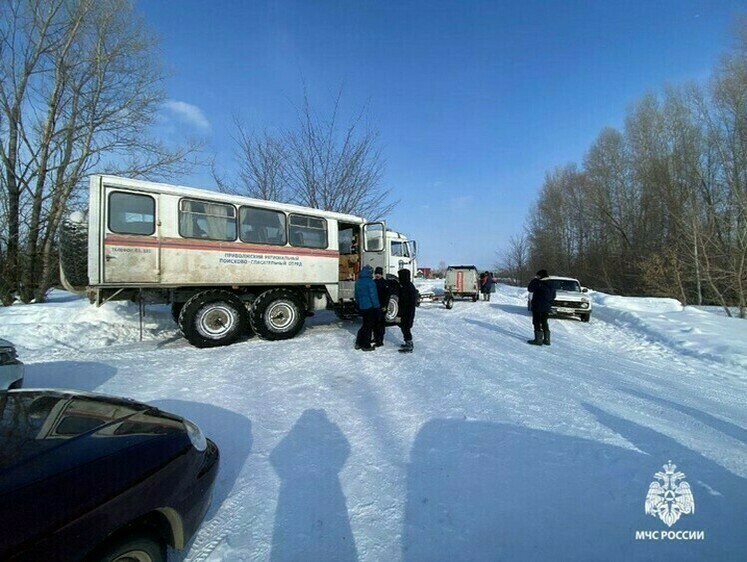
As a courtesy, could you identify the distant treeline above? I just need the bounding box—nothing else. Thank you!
[502,21,747,318]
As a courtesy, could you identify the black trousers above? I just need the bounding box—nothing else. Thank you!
[399,321,413,342]
[356,308,377,348]
[373,309,386,345]
[532,310,550,333]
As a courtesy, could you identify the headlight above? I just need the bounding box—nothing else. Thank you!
[183,419,207,451]
[580,302,589,309]
[0,346,17,365]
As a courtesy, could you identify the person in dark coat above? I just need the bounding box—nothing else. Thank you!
[527,269,556,345]
[354,265,380,351]
[395,268,419,352]
[373,266,390,347]
[481,271,494,301]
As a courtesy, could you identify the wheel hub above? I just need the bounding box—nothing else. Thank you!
[266,300,297,331]
[197,304,237,338]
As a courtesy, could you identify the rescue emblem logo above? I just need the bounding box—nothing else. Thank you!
[644,461,695,527]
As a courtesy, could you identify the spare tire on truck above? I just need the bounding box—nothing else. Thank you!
[59,213,89,290]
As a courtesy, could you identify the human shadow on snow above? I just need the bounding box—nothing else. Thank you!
[463,318,527,342]
[23,361,117,392]
[489,303,530,316]
[618,387,747,446]
[402,406,746,562]
[270,409,358,562]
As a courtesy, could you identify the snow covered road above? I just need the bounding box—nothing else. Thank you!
[2,285,746,561]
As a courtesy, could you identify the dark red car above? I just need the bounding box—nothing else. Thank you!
[0,390,219,562]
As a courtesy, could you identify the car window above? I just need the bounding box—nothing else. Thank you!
[550,280,581,292]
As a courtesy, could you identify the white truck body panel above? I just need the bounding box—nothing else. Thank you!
[84,175,415,307]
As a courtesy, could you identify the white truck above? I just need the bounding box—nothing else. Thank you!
[59,175,417,347]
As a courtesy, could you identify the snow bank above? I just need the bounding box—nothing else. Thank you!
[591,293,747,368]
[1,290,176,353]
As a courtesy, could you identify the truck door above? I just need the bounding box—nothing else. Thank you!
[361,222,386,273]
[102,188,160,283]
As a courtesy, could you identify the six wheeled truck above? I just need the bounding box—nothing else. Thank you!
[59,175,417,347]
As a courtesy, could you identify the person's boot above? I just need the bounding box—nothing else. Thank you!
[399,341,414,353]
[543,331,551,346]
[527,331,543,345]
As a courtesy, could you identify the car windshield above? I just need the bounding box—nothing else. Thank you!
[549,279,581,292]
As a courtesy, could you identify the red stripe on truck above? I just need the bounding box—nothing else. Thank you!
[104,234,340,258]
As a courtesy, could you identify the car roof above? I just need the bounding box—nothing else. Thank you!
[548,276,580,282]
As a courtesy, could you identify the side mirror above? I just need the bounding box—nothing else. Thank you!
[581,287,588,293]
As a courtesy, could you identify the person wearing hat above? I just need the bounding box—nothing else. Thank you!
[527,269,556,345]
[373,266,390,347]
[354,265,380,351]
[395,268,419,353]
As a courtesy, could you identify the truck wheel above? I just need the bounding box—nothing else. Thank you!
[171,302,184,324]
[179,290,248,348]
[385,294,399,324]
[472,294,479,302]
[250,289,305,340]
[444,295,454,309]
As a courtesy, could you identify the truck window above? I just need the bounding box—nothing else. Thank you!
[289,214,327,249]
[179,199,236,241]
[239,206,287,245]
[363,223,384,251]
[108,192,155,235]
[391,241,408,257]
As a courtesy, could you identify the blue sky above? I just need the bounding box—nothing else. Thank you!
[137,0,744,270]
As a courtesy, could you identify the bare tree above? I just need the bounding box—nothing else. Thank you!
[497,233,530,285]
[433,260,447,278]
[221,88,395,220]
[215,118,289,202]
[0,0,203,303]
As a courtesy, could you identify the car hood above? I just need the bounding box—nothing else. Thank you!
[0,390,187,475]
[555,290,587,300]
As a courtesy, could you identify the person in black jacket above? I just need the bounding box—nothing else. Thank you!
[373,266,390,347]
[527,269,556,346]
[396,268,419,353]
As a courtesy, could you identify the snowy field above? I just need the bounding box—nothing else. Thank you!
[1,283,746,561]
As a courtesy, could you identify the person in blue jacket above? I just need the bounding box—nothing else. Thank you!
[354,265,380,351]
[481,271,494,301]
[527,269,556,346]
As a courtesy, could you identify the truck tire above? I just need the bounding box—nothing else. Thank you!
[59,217,89,288]
[171,302,184,324]
[250,289,305,340]
[444,294,454,309]
[385,294,399,324]
[179,290,248,348]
